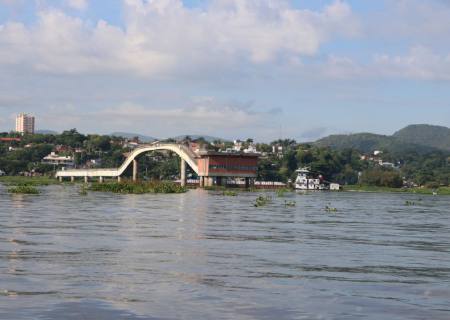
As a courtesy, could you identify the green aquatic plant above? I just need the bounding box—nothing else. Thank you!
[284,200,296,207]
[223,190,237,196]
[405,200,416,206]
[325,205,338,212]
[89,181,187,194]
[254,195,272,207]
[8,186,40,194]
[79,185,88,196]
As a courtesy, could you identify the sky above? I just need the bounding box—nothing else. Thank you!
[0,0,449,141]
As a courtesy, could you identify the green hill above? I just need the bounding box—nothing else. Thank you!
[314,133,391,153]
[315,124,450,154]
[393,124,450,151]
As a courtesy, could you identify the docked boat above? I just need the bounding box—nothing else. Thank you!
[295,167,326,190]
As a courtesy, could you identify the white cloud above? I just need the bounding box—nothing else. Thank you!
[35,98,276,137]
[0,0,358,77]
[314,46,450,81]
[373,0,450,44]
[374,46,450,81]
[66,0,88,10]
[99,101,261,129]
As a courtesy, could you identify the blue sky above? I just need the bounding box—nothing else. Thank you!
[0,0,449,141]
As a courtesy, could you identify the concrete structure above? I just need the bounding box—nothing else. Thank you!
[197,151,258,187]
[15,113,35,134]
[55,143,258,187]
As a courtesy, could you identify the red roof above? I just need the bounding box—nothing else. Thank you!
[0,137,21,142]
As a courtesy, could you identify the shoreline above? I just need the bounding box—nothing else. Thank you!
[1,176,449,196]
[342,185,450,196]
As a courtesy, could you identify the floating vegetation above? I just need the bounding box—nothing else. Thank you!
[325,205,338,212]
[223,190,237,196]
[79,185,88,196]
[8,185,40,194]
[405,200,416,206]
[284,200,296,207]
[254,195,272,207]
[89,181,187,194]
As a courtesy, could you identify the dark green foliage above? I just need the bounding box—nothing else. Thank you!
[137,152,180,180]
[55,129,87,148]
[360,168,403,188]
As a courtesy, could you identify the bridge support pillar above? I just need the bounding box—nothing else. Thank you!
[132,159,138,182]
[180,159,186,187]
[206,177,213,187]
[99,177,103,183]
[70,176,75,183]
[245,177,250,189]
[59,176,63,182]
[117,176,121,183]
[199,176,204,187]
[84,176,88,183]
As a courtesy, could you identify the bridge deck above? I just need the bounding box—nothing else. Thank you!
[56,143,198,178]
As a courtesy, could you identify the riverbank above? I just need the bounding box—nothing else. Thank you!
[343,185,450,195]
[1,176,449,196]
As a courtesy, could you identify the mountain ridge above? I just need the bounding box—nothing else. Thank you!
[314,124,450,153]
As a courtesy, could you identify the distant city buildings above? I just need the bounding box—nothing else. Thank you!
[15,113,35,134]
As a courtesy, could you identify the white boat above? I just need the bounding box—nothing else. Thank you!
[295,167,326,190]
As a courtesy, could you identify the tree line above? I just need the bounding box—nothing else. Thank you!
[0,131,448,188]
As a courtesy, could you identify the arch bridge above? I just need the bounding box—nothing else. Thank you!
[56,143,259,187]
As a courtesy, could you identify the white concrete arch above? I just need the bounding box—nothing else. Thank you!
[117,143,198,176]
[55,143,198,178]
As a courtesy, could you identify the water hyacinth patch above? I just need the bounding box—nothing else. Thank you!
[8,185,40,194]
[254,195,272,207]
[89,181,187,194]
[223,190,237,196]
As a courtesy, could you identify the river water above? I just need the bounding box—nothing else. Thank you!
[0,185,449,320]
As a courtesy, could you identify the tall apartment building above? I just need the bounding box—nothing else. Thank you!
[15,113,35,134]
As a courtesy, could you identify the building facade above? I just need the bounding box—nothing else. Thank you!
[15,113,35,134]
[42,152,74,167]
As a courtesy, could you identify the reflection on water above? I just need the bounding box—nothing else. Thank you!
[0,186,450,320]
